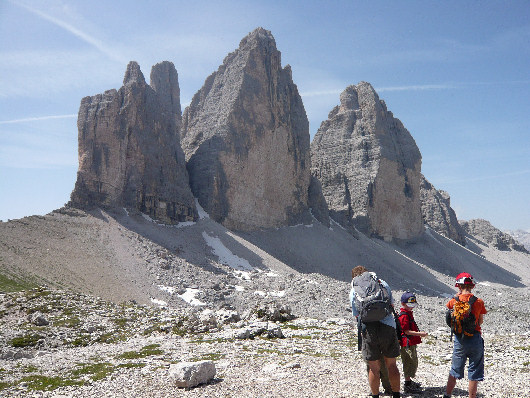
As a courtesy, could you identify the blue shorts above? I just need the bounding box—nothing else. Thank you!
[450,333,485,381]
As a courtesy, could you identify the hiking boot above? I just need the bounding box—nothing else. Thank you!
[410,380,422,388]
[404,383,423,394]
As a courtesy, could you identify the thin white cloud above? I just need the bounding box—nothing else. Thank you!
[301,80,530,99]
[10,0,125,63]
[0,114,77,125]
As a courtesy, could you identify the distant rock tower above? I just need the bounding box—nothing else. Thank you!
[420,175,466,245]
[181,27,317,230]
[460,219,529,253]
[70,61,197,223]
[311,82,424,242]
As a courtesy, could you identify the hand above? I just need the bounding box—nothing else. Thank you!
[419,331,428,337]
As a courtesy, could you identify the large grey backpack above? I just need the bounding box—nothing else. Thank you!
[352,272,392,323]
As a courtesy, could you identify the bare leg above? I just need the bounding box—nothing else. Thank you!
[367,359,381,395]
[446,374,457,396]
[468,380,478,398]
[384,356,400,394]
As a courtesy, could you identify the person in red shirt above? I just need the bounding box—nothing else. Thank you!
[443,273,487,398]
[398,292,428,394]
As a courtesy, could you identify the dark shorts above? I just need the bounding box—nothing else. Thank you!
[362,322,401,361]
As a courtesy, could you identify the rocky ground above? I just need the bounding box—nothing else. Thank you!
[1,208,530,397]
[0,284,529,398]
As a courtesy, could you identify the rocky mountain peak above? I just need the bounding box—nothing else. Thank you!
[70,61,196,223]
[123,61,145,85]
[150,61,182,127]
[460,219,529,253]
[311,82,423,242]
[239,27,276,50]
[182,28,313,231]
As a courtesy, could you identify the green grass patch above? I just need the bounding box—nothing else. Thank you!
[0,381,11,391]
[113,317,130,327]
[10,334,42,348]
[117,344,164,359]
[290,334,312,340]
[71,336,92,347]
[19,375,83,391]
[0,273,35,292]
[71,362,115,381]
[96,331,128,344]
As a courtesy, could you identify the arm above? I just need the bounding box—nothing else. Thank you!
[478,313,484,326]
[405,330,428,337]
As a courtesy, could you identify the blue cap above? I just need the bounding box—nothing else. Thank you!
[401,292,417,304]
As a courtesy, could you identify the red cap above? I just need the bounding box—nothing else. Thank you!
[455,272,475,287]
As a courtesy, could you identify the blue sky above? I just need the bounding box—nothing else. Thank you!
[1,0,529,231]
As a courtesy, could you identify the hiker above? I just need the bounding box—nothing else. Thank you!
[443,273,487,398]
[349,265,402,398]
[398,292,428,394]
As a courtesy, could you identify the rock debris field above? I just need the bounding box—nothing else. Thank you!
[1,284,529,398]
[1,209,530,397]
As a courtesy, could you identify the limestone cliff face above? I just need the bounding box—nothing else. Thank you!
[420,175,466,245]
[311,82,423,241]
[181,28,312,230]
[70,61,197,223]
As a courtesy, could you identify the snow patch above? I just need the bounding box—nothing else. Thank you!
[202,231,253,271]
[234,271,252,280]
[123,208,129,216]
[158,285,175,294]
[150,298,167,306]
[234,285,245,292]
[254,290,286,298]
[177,288,206,306]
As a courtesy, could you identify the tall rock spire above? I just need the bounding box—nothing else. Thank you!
[311,82,423,242]
[181,27,313,230]
[70,61,197,223]
[150,61,182,127]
